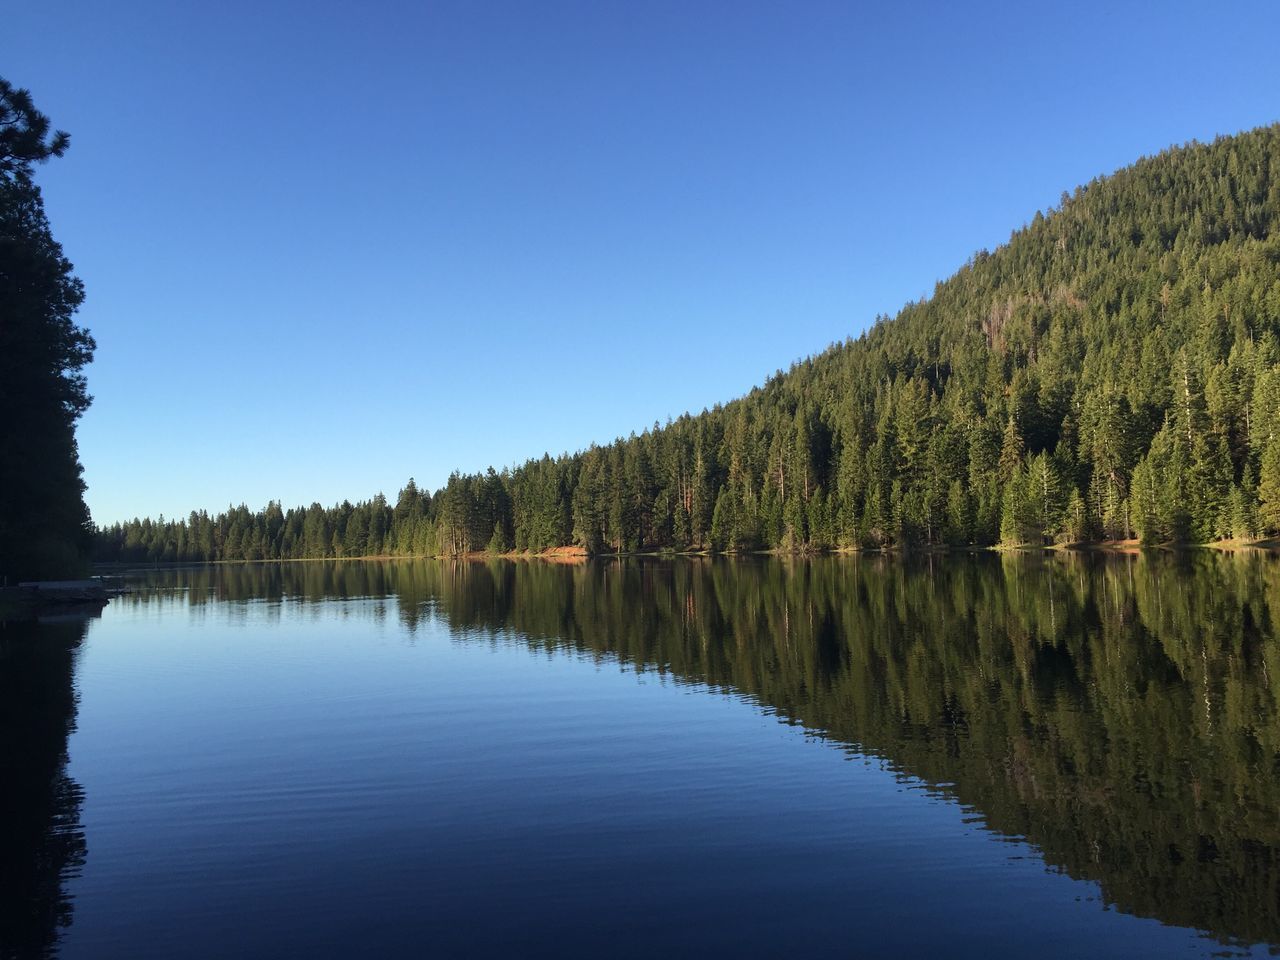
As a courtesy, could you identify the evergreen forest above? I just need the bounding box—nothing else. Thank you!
[96,124,1280,562]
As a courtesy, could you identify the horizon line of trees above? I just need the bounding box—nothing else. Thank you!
[96,124,1280,564]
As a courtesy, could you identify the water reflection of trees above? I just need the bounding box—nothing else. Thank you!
[131,552,1280,947]
[0,613,90,960]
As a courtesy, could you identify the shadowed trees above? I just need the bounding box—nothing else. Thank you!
[0,78,95,581]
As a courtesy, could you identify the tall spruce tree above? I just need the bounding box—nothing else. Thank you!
[0,79,95,581]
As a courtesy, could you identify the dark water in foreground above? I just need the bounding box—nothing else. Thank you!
[3,553,1280,958]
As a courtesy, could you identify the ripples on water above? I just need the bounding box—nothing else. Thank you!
[3,553,1279,958]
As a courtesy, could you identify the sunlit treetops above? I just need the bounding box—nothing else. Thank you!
[99,124,1280,561]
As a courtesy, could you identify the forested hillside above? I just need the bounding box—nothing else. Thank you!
[97,125,1280,562]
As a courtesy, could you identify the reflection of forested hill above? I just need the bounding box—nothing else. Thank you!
[130,553,1280,947]
[0,615,89,960]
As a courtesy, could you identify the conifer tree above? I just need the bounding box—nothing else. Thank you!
[0,79,94,580]
[1257,435,1280,535]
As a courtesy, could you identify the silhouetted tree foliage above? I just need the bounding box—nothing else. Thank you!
[0,79,94,580]
[100,125,1280,559]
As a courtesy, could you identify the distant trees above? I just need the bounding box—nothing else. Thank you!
[96,124,1280,561]
[0,79,95,581]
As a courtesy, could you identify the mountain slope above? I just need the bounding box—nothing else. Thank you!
[97,124,1280,561]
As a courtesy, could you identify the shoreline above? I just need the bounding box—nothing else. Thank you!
[87,537,1280,572]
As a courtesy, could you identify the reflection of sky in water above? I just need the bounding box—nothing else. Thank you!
[36,556,1280,958]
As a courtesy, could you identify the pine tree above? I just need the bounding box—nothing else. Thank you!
[1064,488,1087,543]
[945,480,971,545]
[0,79,95,580]
[1000,463,1037,546]
[1028,452,1065,542]
[998,416,1025,479]
[1258,435,1280,535]
[487,521,508,554]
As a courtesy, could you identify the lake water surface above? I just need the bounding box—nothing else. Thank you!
[3,554,1280,958]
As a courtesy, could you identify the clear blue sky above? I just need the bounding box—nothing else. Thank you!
[6,1,1280,524]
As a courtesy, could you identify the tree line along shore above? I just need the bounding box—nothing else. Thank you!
[97,126,1280,564]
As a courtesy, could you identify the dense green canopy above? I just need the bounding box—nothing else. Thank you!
[98,124,1280,561]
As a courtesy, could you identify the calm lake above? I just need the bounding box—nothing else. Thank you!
[3,554,1279,958]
